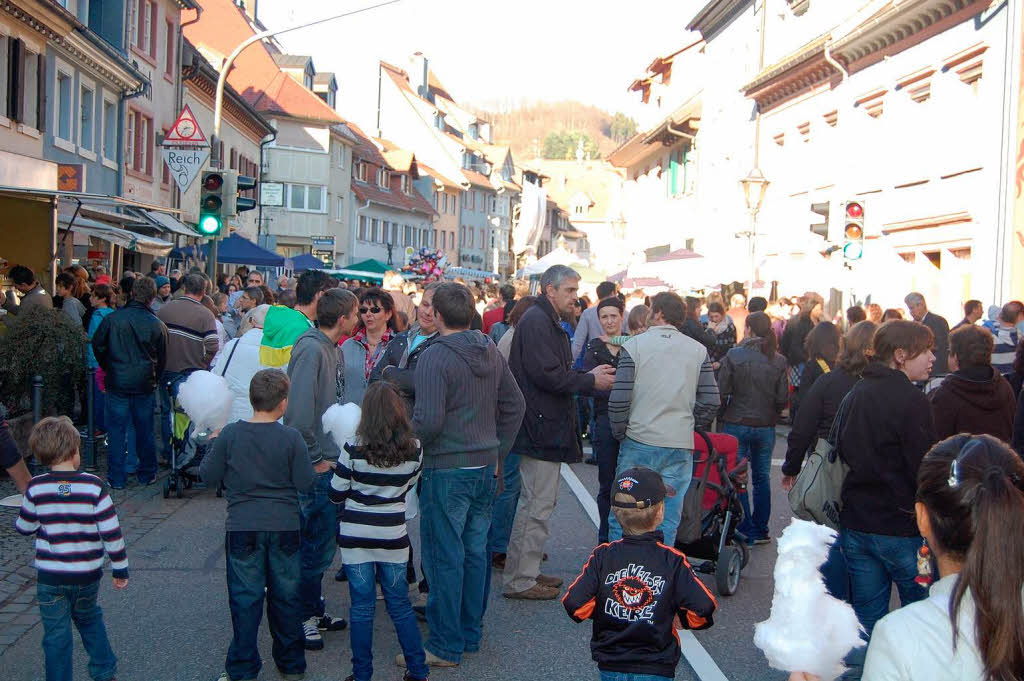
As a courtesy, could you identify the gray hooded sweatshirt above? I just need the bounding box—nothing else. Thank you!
[412,330,525,469]
[284,327,341,464]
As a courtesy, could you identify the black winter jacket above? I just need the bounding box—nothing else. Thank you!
[509,296,595,463]
[782,367,859,476]
[780,315,814,368]
[580,338,622,416]
[838,363,937,536]
[368,325,440,412]
[562,531,717,677]
[92,301,168,395]
[718,338,789,427]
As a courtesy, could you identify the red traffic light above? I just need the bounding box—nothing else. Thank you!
[844,223,863,240]
[846,202,863,219]
[203,173,224,191]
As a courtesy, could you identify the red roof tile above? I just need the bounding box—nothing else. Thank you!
[345,123,434,216]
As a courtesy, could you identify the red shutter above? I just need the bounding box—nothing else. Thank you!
[229,148,236,170]
[165,21,174,75]
[136,1,145,50]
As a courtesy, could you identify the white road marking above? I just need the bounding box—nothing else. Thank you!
[559,463,731,681]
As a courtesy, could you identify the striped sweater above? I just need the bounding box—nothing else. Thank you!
[328,442,422,565]
[15,471,128,584]
[156,296,219,372]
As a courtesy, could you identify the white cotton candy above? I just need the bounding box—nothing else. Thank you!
[322,403,362,449]
[176,370,233,435]
[753,519,864,681]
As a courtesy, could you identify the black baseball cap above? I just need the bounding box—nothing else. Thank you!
[611,467,674,509]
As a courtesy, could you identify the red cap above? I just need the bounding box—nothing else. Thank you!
[94,275,111,286]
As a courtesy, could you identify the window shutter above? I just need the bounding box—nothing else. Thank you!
[8,38,20,121]
[150,4,158,59]
[35,52,44,132]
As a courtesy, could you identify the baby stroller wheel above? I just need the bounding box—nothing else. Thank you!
[162,479,170,499]
[738,541,750,569]
[175,477,184,499]
[215,485,223,498]
[716,546,742,596]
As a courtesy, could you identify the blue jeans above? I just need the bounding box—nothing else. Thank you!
[592,414,619,544]
[419,466,496,663]
[158,370,187,461]
[487,451,521,555]
[608,438,692,545]
[822,535,850,602]
[599,672,672,681]
[345,562,428,681]
[722,423,775,541]
[299,470,337,620]
[105,391,157,487]
[224,531,304,680]
[38,581,117,681]
[841,529,926,637]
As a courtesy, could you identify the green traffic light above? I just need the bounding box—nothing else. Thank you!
[198,214,221,235]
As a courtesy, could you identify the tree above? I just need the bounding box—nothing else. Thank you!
[542,131,601,160]
[607,113,638,144]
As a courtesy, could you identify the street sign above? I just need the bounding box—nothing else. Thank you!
[163,104,209,146]
[260,182,284,207]
[161,146,210,192]
[311,236,335,249]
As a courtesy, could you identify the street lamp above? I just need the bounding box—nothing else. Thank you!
[739,167,770,286]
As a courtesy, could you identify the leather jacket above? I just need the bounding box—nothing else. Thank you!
[92,301,168,395]
[718,338,789,426]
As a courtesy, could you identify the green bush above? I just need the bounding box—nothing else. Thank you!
[0,306,86,417]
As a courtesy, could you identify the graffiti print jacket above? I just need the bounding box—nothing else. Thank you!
[562,530,717,678]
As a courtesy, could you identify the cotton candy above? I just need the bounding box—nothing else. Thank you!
[322,403,362,449]
[753,519,864,681]
[176,370,233,435]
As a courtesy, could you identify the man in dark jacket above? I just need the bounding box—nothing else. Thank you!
[929,324,1015,442]
[906,292,950,375]
[407,283,524,668]
[369,282,441,412]
[504,265,616,601]
[92,277,167,488]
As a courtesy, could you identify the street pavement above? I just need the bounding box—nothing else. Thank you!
[0,435,797,681]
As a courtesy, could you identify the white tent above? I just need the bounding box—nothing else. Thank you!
[520,246,586,277]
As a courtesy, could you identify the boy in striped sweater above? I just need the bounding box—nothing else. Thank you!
[16,416,128,681]
[328,382,427,681]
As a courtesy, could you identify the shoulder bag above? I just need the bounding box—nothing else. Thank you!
[788,387,854,530]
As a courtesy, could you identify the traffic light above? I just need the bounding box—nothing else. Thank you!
[198,171,225,237]
[842,200,865,261]
[235,175,257,214]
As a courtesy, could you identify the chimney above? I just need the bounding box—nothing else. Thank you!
[409,52,429,100]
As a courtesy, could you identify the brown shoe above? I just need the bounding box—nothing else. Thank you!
[491,553,506,570]
[504,583,560,600]
[536,574,563,588]
[396,649,457,668]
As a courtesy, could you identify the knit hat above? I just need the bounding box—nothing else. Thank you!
[94,275,111,286]
[155,276,170,289]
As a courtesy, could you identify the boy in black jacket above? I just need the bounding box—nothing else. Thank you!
[563,467,717,680]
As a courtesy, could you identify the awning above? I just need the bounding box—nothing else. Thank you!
[446,266,499,280]
[130,209,196,237]
[59,214,173,256]
[325,269,384,284]
[168,233,285,266]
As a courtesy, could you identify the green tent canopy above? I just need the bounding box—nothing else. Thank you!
[325,258,395,284]
[346,259,392,274]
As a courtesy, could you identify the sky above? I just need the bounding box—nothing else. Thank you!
[256,0,700,131]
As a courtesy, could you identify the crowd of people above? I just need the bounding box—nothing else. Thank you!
[5,258,1024,681]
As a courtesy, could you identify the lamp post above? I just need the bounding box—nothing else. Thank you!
[739,167,769,285]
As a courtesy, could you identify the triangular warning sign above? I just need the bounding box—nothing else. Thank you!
[163,104,208,146]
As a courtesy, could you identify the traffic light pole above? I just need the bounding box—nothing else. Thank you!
[205,0,402,276]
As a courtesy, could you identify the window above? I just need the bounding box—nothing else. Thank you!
[56,68,73,145]
[354,161,367,182]
[285,183,326,212]
[489,195,497,213]
[98,97,114,160]
[229,148,237,170]
[372,218,382,243]
[0,35,7,119]
[469,227,475,248]
[448,231,455,249]
[376,167,390,189]
[126,112,135,169]
[126,109,154,175]
[336,197,344,221]
[460,226,465,247]
[164,20,174,76]
[132,0,157,59]
[462,191,470,209]
[79,82,95,153]
[479,228,485,247]
[358,215,368,241]
[400,175,411,194]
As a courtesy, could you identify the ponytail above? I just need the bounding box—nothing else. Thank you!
[955,466,1024,681]
[745,312,777,358]
[918,435,1024,681]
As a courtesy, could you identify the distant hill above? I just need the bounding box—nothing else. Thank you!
[471,100,636,162]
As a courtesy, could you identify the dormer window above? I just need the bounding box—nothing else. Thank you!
[377,168,390,190]
[354,161,368,182]
[400,175,411,194]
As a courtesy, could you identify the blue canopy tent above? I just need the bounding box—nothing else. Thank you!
[289,253,327,272]
[168,233,285,267]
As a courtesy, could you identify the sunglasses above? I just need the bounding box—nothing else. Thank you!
[359,306,383,314]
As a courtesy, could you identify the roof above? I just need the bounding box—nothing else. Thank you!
[345,121,388,166]
[313,72,336,86]
[462,169,494,190]
[184,0,343,125]
[345,124,435,216]
[417,162,465,191]
[646,248,702,263]
[527,159,624,221]
[376,138,417,176]
[273,54,312,69]
[427,69,454,101]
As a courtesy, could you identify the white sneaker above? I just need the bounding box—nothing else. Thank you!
[302,617,324,650]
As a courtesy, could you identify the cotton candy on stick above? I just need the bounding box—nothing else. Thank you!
[176,370,233,435]
[322,403,361,449]
[753,519,864,681]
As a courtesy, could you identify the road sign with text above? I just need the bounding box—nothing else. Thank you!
[161,146,210,192]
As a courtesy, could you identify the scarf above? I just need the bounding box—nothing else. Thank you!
[352,328,394,379]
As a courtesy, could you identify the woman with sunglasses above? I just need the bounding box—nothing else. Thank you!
[341,288,398,405]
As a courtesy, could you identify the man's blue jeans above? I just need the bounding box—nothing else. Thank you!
[419,465,496,663]
[105,391,157,487]
[38,581,117,681]
[487,451,521,555]
[299,470,337,620]
[592,414,619,544]
[345,562,428,681]
[722,423,775,541]
[600,672,672,681]
[608,438,692,545]
[225,531,304,680]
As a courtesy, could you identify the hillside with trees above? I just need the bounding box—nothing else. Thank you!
[472,100,637,161]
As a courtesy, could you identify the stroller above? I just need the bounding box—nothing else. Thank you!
[675,430,749,596]
[162,378,218,499]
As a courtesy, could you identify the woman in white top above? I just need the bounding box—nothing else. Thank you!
[212,304,271,424]
[791,434,1024,681]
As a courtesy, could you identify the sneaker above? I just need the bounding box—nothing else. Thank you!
[302,617,324,650]
[107,481,125,490]
[491,553,506,570]
[315,613,347,631]
[403,672,429,681]
[536,574,563,588]
[396,649,457,668]
[583,456,597,465]
[216,673,256,681]
[277,672,305,681]
[503,583,560,600]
